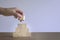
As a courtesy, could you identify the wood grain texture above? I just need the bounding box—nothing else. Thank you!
[0,32,60,40]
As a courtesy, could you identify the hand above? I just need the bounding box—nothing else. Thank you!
[0,7,24,22]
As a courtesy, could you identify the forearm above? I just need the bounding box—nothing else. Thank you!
[0,7,5,14]
[0,7,12,16]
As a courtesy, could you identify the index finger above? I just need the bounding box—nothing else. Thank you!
[16,9,23,16]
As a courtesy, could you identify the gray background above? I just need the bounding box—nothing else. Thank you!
[0,0,60,32]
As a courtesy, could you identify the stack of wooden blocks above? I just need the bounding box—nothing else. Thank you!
[13,24,31,37]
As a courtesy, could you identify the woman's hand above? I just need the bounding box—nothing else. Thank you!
[0,7,24,22]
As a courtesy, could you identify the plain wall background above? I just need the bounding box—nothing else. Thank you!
[0,0,60,32]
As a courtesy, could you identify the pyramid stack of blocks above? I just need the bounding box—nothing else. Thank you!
[13,24,31,37]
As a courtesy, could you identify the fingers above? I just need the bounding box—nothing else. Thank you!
[16,12,23,21]
[15,8,23,15]
[16,9,23,19]
[16,10,23,15]
[13,8,24,22]
[14,10,23,19]
[14,13,22,22]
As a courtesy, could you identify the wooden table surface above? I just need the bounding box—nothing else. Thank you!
[0,32,60,40]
